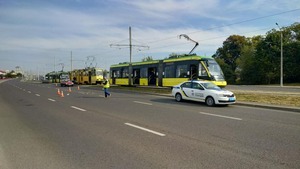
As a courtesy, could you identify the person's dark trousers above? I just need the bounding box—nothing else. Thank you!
[104,88,110,97]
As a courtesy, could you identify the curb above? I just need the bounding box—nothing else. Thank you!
[236,101,300,113]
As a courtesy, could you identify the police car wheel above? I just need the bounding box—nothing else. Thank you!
[205,96,215,106]
[175,93,182,102]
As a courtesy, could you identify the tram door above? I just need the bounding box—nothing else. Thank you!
[111,70,116,85]
[148,67,156,86]
[133,69,140,85]
[88,71,92,84]
[190,65,197,80]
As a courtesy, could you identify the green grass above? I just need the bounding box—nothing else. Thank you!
[235,92,300,107]
[111,86,300,107]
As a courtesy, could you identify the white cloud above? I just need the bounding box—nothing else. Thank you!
[1,0,299,72]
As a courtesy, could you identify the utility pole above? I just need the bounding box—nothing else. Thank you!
[71,51,73,72]
[110,26,149,86]
[70,51,73,81]
[54,56,56,73]
[129,27,132,86]
[129,27,132,63]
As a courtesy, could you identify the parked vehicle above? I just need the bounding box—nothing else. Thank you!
[60,79,74,87]
[171,80,236,106]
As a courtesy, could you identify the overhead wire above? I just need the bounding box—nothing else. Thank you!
[143,8,300,45]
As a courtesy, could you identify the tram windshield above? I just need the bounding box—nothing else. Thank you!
[96,69,103,76]
[60,73,69,80]
[206,59,225,81]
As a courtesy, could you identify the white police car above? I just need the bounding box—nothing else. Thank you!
[171,80,236,106]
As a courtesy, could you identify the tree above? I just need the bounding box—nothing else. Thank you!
[5,71,17,78]
[141,56,153,62]
[214,58,235,84]
[282,22,300,83]
[167,53,180,59]
[283,41,300,83]
[213,35,247,84]
[252,23,300,84]
[237,42,263,84]
[214,22,300,85]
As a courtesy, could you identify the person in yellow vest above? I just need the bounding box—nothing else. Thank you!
[103,77,111,98]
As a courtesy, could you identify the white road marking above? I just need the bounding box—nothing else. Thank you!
[28,91,31,93]
[71,106,87,112]
[125,123,166,137]
[35,94,40,96]
[48,98,56,102]
[199,112,242,121]
[133,101,153,105]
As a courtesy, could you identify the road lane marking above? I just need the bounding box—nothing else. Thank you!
[199,112,242,121]
[48,98,56,102]
[125,123,166,137]
[35,94,40,96]
[71,106,87,112]
[28,91,31,93]
[133,101,153,105]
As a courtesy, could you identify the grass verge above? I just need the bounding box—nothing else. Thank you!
[235,92,300,107]
[111,86,300,107]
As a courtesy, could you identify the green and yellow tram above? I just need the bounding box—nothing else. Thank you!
[110,54,227,87]
[44,71,69,83]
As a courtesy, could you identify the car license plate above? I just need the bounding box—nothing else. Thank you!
[229,97,235,101]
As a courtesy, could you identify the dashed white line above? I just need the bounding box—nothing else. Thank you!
[35,94,40,96]
[48,98,56,102]
[199,112,242,121]
[28,91,31,93]
[125,123,166,137]
[71,106,87,112]
[133,101,153,105]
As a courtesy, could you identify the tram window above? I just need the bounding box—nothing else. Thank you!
[84,70,89,76]
[164,65,175,78]
[90,69,96,76]
[113,70,120,78]
[176,65,188,78]
[140,68,147,78]
[96,69,103,76]
[199,63,208,76]
[121,68,129,78]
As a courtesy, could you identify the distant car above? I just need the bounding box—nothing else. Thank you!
[41,78,51,83]
[171,80,236,106]
[60,79,74,87]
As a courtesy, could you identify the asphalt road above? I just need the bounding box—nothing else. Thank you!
[0,79,300,169]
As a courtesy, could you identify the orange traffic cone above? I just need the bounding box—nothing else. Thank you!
[68,87,72,92]
[60,91,64,97]
[77,85,80,90]
[57,88,61,95]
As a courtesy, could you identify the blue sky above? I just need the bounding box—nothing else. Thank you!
[0,0,299,75]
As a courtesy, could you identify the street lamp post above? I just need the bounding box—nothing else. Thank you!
[276,23,283,87]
